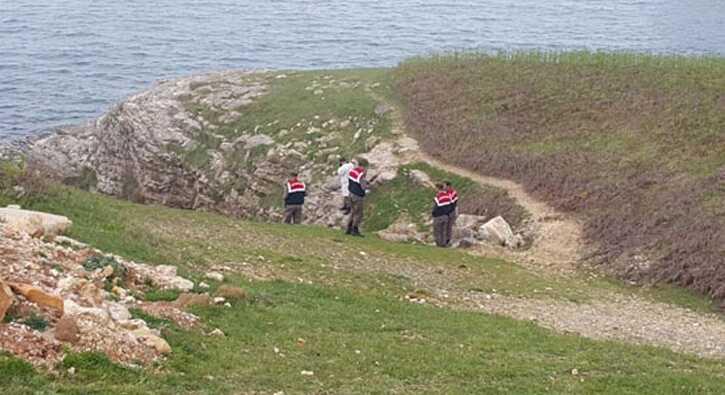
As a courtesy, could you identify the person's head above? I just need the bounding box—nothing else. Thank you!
[351,158,359,167]
[290,171,299,179]
[444,181,452,189]
[339,157,347,166]
[435,183,445,191]
[355,157,369,168]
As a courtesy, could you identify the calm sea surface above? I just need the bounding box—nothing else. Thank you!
[2,0,725,139]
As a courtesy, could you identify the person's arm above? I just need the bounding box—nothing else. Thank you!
[360,174,370,191]
[283,184,288,201]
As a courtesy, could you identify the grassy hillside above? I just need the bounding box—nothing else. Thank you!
[2,169,725,393]
[394,52,725,303]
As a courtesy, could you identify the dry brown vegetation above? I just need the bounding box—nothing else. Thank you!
[395,52,725,304]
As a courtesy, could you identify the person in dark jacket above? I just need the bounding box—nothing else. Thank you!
[346,163,368,236]
[283,172,306,224]
[444,181,459,246]
[432,183,454,247]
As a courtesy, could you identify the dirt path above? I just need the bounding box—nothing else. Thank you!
[360,92,725,360]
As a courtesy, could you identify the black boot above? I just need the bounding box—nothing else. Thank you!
[345,223,353,235]
[352,227,364,237]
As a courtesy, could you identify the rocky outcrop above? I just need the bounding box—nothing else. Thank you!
[30,71,268,208]
[28,71,400,229]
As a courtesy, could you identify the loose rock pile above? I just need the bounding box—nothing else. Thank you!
[0,210,198,368]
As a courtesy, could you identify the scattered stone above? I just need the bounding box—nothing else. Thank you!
[126,263,194,291]
[213,297,226,305]
[205,271,225,282]
[199,282,210,289]
[300,370,314,376]
[210,328,225,337]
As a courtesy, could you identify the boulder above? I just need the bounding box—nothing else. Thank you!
[133,328,172,354]
[408,170,434,188]
[0,207,72,236]
[0,279,14,321]
[204,271,225,282]
[8,282,64,313]
[107,302,132,322]
[79,282,104,306]
[63,300,110,324]
[478,216,516,247]
[54,315,80,344]
[126,263,194,291]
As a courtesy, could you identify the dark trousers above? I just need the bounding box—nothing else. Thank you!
[433,215,450,247]
[341,196,352,214]
[347,195,364,233]
[284,205,303,224]
[446,209,457,245]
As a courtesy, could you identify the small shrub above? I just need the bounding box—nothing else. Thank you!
[83,255,128,283]
[215,285,248,301]
[144,289,181,302]
[21,312,48,332]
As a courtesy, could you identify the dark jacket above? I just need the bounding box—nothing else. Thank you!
[432,190,454,217]
[284,178,306,206]
[348,166,368,198]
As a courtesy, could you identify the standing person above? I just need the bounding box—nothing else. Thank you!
[346,161,368,237]
[337,158,354,214]
[283,172,306,224]
[432,183,454,247]
[444,181,459,246]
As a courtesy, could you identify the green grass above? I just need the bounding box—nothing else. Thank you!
[4,280,725,394]
[394,51,725,304]
[176,69,394,173]
[2,55,725,392]
[366,162,528,233]
[1,173,725,393]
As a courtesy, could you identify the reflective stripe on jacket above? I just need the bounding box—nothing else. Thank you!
[432,190,454,217]
[285,179,306,205]
[447,187,459,209]
[348,166,366,197]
